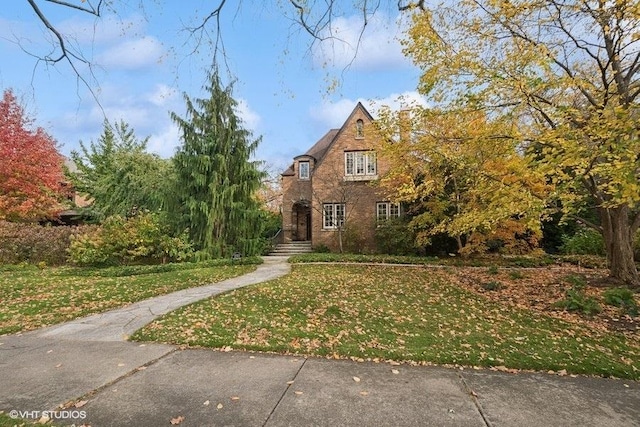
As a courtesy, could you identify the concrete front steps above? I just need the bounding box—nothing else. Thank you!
[269,241,313,256]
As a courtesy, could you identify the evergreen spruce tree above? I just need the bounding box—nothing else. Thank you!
[170,69,265,258]
[69,120,171,219]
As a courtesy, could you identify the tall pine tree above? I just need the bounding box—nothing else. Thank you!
[170,69,265,258]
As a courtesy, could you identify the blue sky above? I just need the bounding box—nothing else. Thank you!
[0,1,427,172]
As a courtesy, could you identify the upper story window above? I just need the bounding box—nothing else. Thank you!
[299,161,310,180]
[376,202,401,221]
[355,119,364,138]
[345,151,377,179]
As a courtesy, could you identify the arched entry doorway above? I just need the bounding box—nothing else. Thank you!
[292,200,311,241]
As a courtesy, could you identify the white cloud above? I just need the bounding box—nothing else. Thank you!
[97,36,164,70]
[309,91,429,130]
[310,99,360,129]
[57,14,148,46]
[312,13,410,71]
[368,91,430,112]
[236,98,261,132]
[148,84,178,107]
[147,123,181,158]
[52,81,183,158]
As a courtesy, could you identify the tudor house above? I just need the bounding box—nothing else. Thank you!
[281,102,400,252]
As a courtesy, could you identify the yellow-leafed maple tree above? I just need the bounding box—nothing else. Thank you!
[400,1,640,287]
[377,107,546,255]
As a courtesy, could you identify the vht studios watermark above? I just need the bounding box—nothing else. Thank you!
[8,409,87,420]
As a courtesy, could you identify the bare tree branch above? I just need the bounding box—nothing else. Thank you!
[44,0,103,15]
[26,0,103,108]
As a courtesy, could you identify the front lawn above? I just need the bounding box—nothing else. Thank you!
[0,261,257,335]
[133,264,640,380]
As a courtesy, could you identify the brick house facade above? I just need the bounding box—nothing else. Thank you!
[281,103,398,252]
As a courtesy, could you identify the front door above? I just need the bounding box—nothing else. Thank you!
[293,202,311,241]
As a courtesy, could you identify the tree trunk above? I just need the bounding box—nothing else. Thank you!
[454,234,464,253]
[599,206,640,288]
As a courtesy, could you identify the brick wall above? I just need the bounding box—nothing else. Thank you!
[281,103,392,252]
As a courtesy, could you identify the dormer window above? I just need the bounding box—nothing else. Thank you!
[299,161,310,180]
[355,119,364,138]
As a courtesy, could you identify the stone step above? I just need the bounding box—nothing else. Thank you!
[269,242,312,256]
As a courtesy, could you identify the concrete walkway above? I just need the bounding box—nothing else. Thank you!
[35,256,291,342]
[1,256,638,426]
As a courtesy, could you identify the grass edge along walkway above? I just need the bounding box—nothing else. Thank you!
[0,259,260,335]
[132,263,640,380]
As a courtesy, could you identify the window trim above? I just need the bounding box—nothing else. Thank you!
[323,203,346,229]
[376,202,401,221]
[355,119,364,138]
[345,151,377,178]
[298,161,310,180]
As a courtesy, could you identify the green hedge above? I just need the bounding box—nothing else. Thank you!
[68,213,193,266]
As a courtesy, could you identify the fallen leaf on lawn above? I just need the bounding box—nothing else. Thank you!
[170,415,184,425]
[75,400,88,408]
[557,369,568,376]
[203,400,210,406]
[391,369,399,375]
[352,376,361,383]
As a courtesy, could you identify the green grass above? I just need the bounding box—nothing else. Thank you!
[289,252,561,268]
[133,264,640,380]
[0,412,73,427]
[0,261,257,335]
[0,414,27,427]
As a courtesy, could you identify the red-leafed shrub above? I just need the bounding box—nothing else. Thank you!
[0,221,95,265]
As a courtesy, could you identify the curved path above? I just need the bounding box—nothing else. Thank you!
[35,256,291,342]
[1,256,638,427]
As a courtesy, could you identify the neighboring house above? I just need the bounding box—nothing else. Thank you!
[281,102,400,252]
[57,158,92,225]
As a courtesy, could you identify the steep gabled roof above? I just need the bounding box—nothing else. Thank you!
[282,129,339,176]
[297,128,340,161]
[312,102,374,170]
[281,102,374,176]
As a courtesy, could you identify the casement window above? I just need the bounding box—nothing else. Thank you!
[345,151,376,177]
[299,161,310,180]
[376,202,401,221]
[323,203,345,229]
[355,119,364,138]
